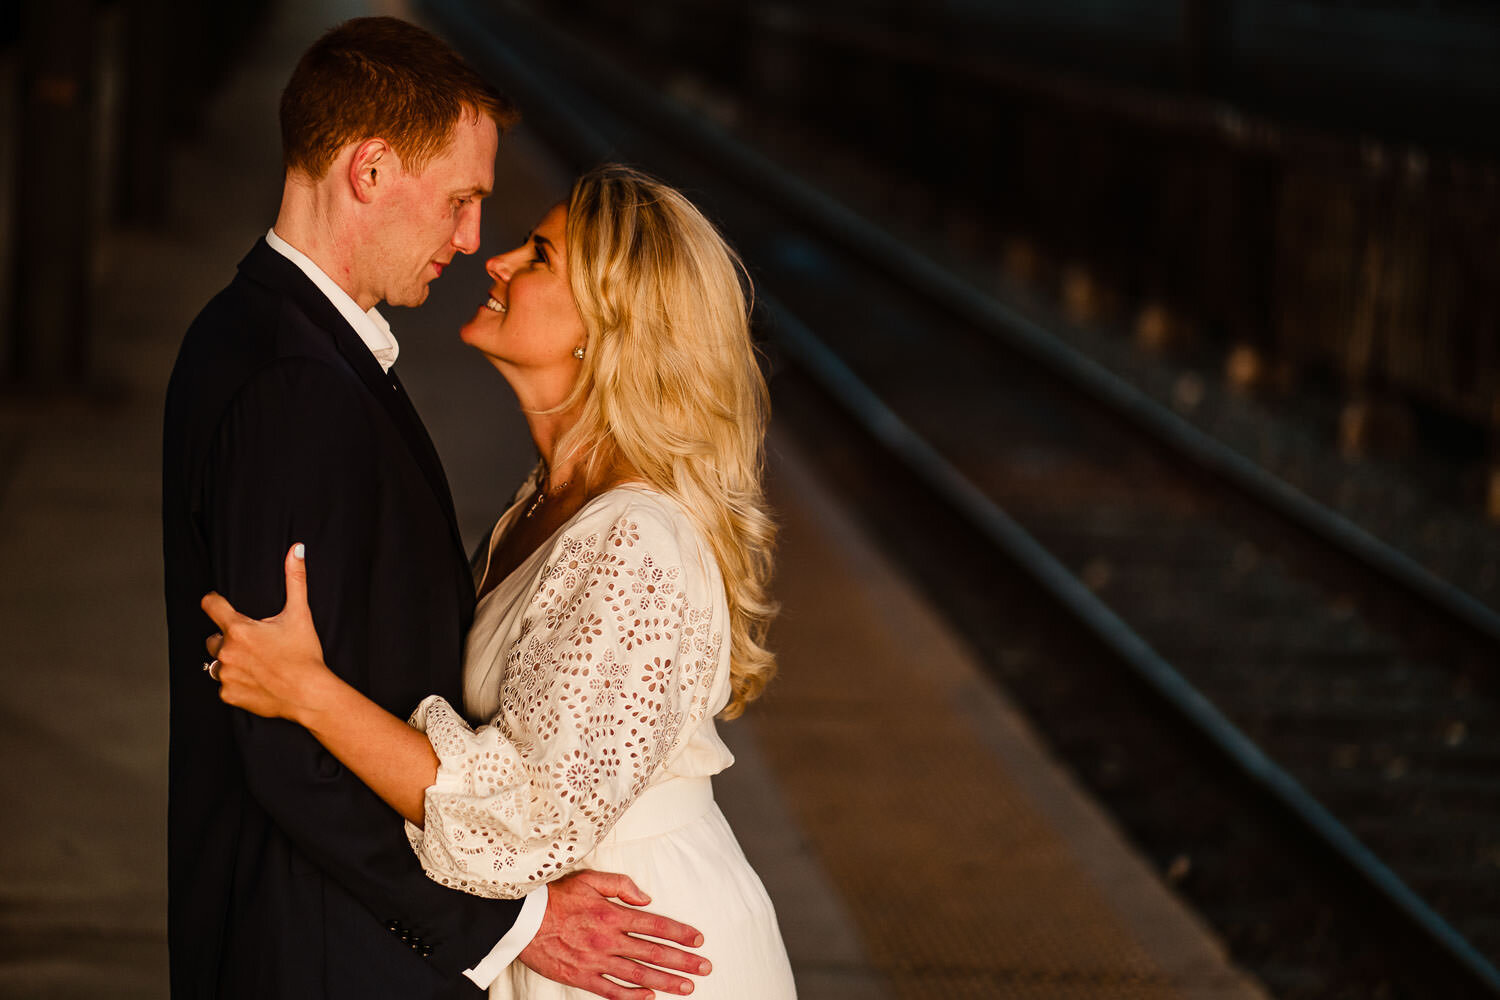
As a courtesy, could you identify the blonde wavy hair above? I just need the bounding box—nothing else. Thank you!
[546,164,777,719]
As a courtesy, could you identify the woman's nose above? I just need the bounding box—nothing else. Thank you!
[485,254,512,282]
[485,243,529,282]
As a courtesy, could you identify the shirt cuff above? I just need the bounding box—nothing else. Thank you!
[463,884,548,989]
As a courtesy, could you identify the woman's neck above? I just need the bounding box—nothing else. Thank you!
[506,372,639,497]
[476,421,640,602]
[523,407,584,491]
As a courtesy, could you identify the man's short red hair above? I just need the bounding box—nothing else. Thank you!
[280,17,518,179]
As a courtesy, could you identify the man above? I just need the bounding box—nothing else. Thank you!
[162,18,707,998]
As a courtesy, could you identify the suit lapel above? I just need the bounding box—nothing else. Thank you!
[237,239,467,560]
[387,369,467,556]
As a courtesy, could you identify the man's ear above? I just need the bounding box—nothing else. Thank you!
[348,138,395,204]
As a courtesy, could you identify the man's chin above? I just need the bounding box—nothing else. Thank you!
[389,286,432,309]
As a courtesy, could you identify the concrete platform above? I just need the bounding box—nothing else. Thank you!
[0,1,1268,996]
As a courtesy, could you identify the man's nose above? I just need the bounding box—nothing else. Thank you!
[453,203,483,255]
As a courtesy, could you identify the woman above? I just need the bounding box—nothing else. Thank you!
[203,164,797,998]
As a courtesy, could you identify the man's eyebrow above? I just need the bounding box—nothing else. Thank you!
[456,185,491,198]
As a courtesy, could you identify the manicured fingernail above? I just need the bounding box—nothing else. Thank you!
[698,958,711,973]
[693,934,704,948]
[293,543,305,560]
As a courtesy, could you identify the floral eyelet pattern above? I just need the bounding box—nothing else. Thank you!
[406,496,728,899]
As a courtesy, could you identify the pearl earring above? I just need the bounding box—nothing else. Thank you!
[572,346,585,360]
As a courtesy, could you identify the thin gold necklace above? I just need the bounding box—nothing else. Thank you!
[523,472,572,519]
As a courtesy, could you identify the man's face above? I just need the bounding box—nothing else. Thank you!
[367,112,499,309]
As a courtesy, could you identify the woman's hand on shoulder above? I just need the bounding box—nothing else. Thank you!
[202,543,334,724]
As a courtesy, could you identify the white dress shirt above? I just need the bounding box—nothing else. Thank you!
[265,228,548,986]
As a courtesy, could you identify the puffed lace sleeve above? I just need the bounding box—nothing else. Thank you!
[404,498,725,899]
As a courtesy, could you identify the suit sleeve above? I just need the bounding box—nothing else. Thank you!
[201,356,521,976]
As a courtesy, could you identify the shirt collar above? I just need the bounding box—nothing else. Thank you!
[265,227,400,373]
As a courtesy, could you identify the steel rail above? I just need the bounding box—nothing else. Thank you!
[423,0,1500,990]
[761,296,1500,997]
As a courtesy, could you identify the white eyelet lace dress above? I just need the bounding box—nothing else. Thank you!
[404,484,797,999]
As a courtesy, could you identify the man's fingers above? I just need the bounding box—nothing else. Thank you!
[586,977,653,1000]
[625,911,705,950]
[617,936,712,977]
[521,871,706,998]
[580,870,652,906]
[204,632,224,658]
[282,542,310,618]
[603,954,696,994]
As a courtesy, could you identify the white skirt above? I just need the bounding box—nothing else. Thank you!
[491,778,797,999]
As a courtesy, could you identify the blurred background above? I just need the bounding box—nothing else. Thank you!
[8,0,1500,514]
[4,1,1500,997]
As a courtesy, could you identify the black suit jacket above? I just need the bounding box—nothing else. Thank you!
[162,239,521,998]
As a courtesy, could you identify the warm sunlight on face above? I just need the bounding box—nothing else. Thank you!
[370,113,499,308]
[460,204,587,385]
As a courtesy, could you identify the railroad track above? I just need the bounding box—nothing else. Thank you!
[425,2,1500,995]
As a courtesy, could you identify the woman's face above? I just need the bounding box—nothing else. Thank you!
[460,203,587,386]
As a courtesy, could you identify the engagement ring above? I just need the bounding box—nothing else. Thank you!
[203,659,221,682]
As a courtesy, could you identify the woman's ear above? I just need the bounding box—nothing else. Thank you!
[348,138,394,204]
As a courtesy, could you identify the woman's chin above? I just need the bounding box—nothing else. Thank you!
[458,316,489,348]
[457,325,509,370]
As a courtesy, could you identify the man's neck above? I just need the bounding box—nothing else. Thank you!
[275,181,373,310]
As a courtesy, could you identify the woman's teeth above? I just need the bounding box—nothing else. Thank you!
[485,297,507,314]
